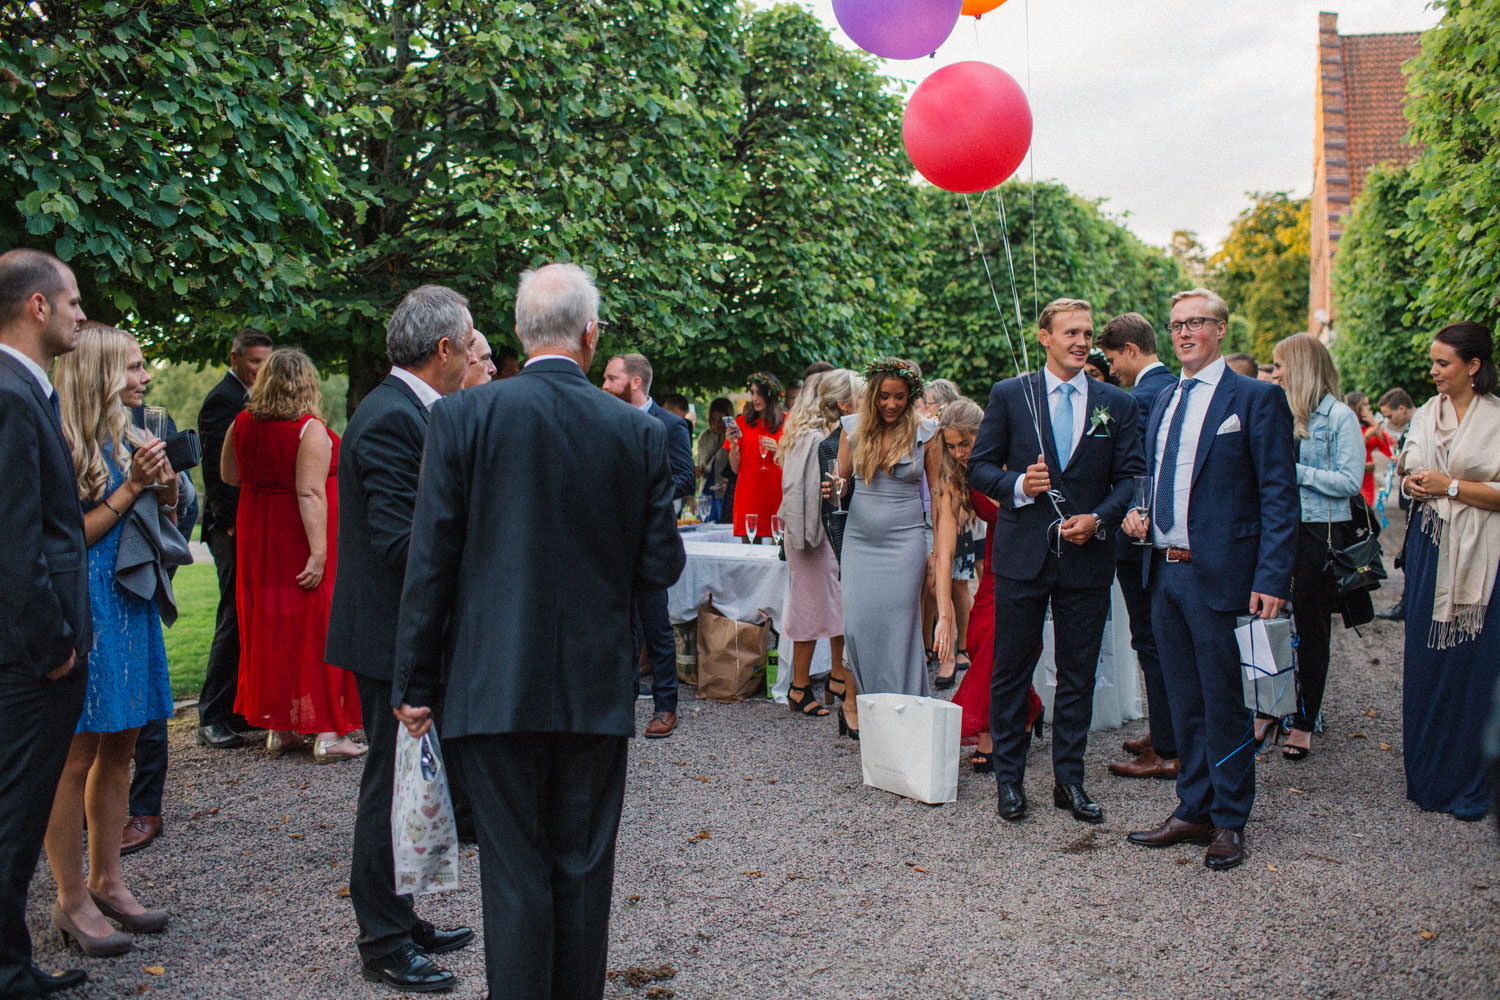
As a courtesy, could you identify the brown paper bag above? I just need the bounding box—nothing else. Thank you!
[694,603,767,703]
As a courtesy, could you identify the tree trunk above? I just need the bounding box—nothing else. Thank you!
[346,343,388,416]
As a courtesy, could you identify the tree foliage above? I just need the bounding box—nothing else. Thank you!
[1208,191,1310,360]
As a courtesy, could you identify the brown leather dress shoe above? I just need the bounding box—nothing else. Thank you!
[120,815,163,855]
[1204,827,1246,870]
[1126,815,1214,848]
[1121,734,1151,756]
[1108,749,1180,780]
[644,712,678,738]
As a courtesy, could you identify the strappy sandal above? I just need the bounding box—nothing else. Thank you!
[971,750,994,774]
[825,673,848,704]
[788,683,829,718]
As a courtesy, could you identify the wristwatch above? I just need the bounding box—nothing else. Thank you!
[1091,513,1106,540]
[1447,479,1460,498]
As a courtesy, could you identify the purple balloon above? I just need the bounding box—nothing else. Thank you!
[833,0,964,61]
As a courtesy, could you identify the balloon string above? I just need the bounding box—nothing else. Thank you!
[1023,0,1040,323]
[994,188,1029,368]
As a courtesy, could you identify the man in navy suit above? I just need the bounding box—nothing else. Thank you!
[0,248,91,999]
[602,351,693,738]
[968,298,1146,824]
[1122,287,1298,871]
[1098,313,1181,781]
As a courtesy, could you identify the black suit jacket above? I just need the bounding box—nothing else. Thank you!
[0,352,91,675]
[968,370,1145,589]
[647,400,694,501]
[325,374,430,682]
[391,359,685,737]
[1116,363,1179,562]
[197,371,248,537]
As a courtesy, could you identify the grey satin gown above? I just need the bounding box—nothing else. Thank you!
[839,414,935,697]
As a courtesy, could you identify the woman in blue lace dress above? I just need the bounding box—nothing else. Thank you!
[44,324,176,956]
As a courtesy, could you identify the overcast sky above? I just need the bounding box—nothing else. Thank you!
[756,1,1441,251]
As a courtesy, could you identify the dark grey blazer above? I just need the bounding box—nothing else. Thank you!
[197,371,247,537]
[391,358,685,737]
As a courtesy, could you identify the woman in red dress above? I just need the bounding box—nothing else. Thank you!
[726,371,786,542]
[1347,391,1394,506]
[221,349,363,763]
[931,399,1042,772]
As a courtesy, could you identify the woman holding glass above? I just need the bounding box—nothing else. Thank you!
[696,397,735,523]
[726,372,785,542]
[46,323,176,955]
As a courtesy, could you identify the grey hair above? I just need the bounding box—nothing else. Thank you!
[386,285,471,367]
[925,378,961,407]
[515,263,600,353]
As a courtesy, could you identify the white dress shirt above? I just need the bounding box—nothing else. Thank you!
[1133,359,1167,384]
[0,342,54,397]
[1014,366,1089,508]
[389,365,443,411]
[1151,356,1227,548]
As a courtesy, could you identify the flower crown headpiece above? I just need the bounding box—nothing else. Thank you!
[863,357,924,396]
[747,371,783,400]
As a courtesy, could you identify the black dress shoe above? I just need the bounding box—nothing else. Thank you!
[1204,827,1247,870]
[360,943,457,993]
[996,781,1028,821]
[411,921,474,955]
[1376,599,1406,621]
[1053,783,1104,824]
[31,965,88,994]
[195,722,244,749]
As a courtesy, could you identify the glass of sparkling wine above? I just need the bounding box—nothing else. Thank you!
[770,515,785,547]
[823,459,843,512]
[1130,475,1153,546]
[744,513,759,540]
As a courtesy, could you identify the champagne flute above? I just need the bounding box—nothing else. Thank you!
[143,405,167,441]
[823,459,844,513]
[770,514,785,547]
[744,513,759,540]
[1129,474,1153,546]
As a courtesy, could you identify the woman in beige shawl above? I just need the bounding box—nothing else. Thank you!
[1398,322,1500,820]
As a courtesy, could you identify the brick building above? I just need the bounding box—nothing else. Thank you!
[1308,11,1421,338]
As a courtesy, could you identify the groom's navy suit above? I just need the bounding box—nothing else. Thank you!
[968,369,1145,787]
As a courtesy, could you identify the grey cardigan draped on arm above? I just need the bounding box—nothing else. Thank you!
[778,429,825,550]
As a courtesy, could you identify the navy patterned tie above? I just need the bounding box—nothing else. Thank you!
[1153,378,1197,533]
[49,389,62,427]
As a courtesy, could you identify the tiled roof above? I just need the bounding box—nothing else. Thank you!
[1341,30,1421,202]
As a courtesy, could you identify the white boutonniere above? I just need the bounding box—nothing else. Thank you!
[1087,405,1114,437]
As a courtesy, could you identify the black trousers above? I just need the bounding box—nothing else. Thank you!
[1290,524,1337,732]
[128,716,168,817]
[1117,555,1177,758]
[632,588,677,715]
[196,527,241,728]
[0,664,85,1000]
[455,732,628,1000]
[990,556,1111,787]
[350,674,418,959]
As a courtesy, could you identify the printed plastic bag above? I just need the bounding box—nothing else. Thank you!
[391,728,460,895]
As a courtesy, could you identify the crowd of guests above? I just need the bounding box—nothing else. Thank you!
[2,244,1497,999]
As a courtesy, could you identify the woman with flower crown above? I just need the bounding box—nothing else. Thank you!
[725,371,786,543]
[828,358,943,737]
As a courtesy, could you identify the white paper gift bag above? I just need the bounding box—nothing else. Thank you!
[391,728,461,895]
[1235,615,1298,719]
[856,694,961,804]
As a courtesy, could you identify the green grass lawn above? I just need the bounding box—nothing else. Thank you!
[164,560,217,700]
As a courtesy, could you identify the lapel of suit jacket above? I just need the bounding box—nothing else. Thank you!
[2,352,72,458]
[1065,377,1108,474]
[1029,370,1063,473]
[1143,382,1173,479]
[1190,374,1236,491]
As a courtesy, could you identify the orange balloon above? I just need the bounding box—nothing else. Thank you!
[962,0,1007,15]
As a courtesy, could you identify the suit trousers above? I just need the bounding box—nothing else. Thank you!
[455,732,628,1000]
[0,665,86,1000]
[128,717,168,817]
[196,527,242,728]
[991,556,1111,787]
[1151,555,1256,830]
[350,674,418,959]
[1289,524,1336,732]
[632,589,677,715]
[1116,555,1177,758]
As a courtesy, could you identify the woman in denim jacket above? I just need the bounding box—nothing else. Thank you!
[1270,333,1365,760]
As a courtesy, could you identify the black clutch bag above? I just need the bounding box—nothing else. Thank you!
[824,508,847,563]
[163,428,202,472]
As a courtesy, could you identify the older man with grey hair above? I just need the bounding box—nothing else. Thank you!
[326,283,477,993]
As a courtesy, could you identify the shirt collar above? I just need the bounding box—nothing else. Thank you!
[1136,360,1167,381]
[0,343,53,397]
[1042,365,1089,396]
[389,365,444,410]
[636,396,654,414]
[524,354,582,370]
[1182,356,1226,388]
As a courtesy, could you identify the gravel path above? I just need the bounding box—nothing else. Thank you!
[26,530,1499,1000]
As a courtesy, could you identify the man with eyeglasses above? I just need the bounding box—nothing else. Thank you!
[1121,287,1298,871]
[968,297,1146,825]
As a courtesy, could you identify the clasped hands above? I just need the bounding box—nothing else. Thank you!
[1403,467,1452,502]
[1023,454,1094,545]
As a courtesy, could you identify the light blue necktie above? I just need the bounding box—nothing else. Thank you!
[1052,382,1075,468]
[1154,378,1198,533]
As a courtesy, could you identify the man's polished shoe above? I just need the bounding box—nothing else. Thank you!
[120,814,163,855]
[360,943,456,993]
[1108,749,1180,780]
[1376,599,1406,621]
[1121,734,1151,756]
[31,964,87,994]
[195,722,244,749]
[411,921,474,955]
[1205,827,1247,870]
[1127,815,1215,848]
[644,712,678,738]
[1053,783,1104,823]
[996,781,1028,821]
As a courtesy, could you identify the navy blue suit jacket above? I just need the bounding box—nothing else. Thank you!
[968,370,1145,590]
[647,400,694,501]
[1141,367,1299,611]
[1116,363,1178,562]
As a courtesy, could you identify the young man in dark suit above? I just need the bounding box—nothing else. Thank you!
[968,298,1146,824]
[1098,312,1182,781]
[0,248,92,999]
[1122,287,1298,871]
[602,351,694,738]
[325,284,477,993]
[394,263,684,1000]
[194,328,272,749]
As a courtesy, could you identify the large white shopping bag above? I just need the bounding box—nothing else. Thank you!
[1235,615,1298,719]
[391,727,460,895]
[857,694,961,804]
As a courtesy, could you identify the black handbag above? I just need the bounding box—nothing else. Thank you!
[1326,494,1386,598]
[823,507,847,563]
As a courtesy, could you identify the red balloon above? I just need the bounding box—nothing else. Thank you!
[961,0,1007,14]
[903,61,1032,194]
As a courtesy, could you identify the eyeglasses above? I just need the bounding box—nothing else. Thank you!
[586,319,611,336]
[1168,316,1221,334]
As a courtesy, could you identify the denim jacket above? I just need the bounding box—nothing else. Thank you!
[1296,394,1364,522]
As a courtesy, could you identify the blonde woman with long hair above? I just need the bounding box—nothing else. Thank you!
[829,358,942,735]
[45,323,177,955]
[222,349,363,762]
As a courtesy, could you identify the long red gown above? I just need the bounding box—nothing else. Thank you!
[725,414,783,539]
[232,412,361,735]
[952,488,1043,745]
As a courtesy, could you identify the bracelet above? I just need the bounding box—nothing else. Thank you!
[101,497,123,518]
[160,498,179,512]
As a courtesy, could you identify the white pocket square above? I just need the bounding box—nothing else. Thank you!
[1216,414,1242,435]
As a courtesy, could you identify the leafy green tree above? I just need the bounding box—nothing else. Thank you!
[1208,191,1310,359]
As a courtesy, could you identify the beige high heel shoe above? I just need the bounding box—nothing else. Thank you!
[51,902,132,957]
[89,889,169,934]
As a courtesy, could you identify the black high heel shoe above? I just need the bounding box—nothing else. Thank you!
[788,683,829,718]
[825,673,848,704]
[837,705,860,741]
